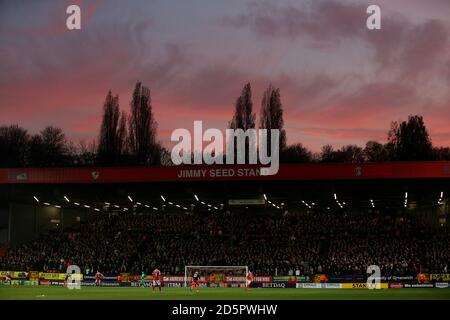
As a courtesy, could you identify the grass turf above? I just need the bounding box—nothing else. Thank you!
[0,286,449,300]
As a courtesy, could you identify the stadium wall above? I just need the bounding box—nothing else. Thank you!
[0,229,7,245]
[0,206,8,245]
[7,204,87,244]
[9,203,37,244]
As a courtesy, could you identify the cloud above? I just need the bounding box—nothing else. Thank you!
[1,0,449,151]
[287,80,418,128]
[224,1,450,81]
[399,20,449,79]
[223,0,367,43]
[300,127,386,142]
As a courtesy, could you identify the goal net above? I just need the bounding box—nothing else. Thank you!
[184,266,248,288]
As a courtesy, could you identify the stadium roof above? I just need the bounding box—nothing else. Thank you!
[1,162,449,212]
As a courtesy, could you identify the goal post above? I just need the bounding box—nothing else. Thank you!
[184,265,248,288]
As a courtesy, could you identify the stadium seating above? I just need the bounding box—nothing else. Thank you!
[1,210,448,276]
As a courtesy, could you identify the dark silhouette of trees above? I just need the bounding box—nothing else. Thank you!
[117,111,128,158]
[364,141,389,162]
[433,147,450,160]
[39,126,69,166]
[0,79,447,168]
[319,144,364,163]
[260,85,287,155]
[281,143,312,163]
[320,145,335,162]
[0,125,71,167]
[128,82,160,165]
[160,147,174,166]
[229,83,256,131]
[317,116,436,163]
[97,91,126,165]
[386,121,399,156]
[337,145,364,163]
[228,83,256,162]
[388,115,433,161]
[27,134,45,166]
[0,125,29,167]
[74,140,97,166]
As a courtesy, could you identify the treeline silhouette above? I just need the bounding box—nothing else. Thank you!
[0,81,449,168]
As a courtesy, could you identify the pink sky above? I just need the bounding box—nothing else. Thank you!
[0,0,449,152]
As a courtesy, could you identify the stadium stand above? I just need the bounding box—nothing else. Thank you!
[1,210,448,277]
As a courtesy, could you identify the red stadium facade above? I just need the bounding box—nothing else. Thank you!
[1,161,450,184]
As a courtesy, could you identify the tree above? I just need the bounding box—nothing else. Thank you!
[336,145,364,163]
[229,83,256,131]
[281,143,312,163]
[320,144,335,162]
[27,128,71,167]
[388,115,433,160]
[75,140,97,166]
[0,125,29,167]
[97,90,124,165]
[433,147,450,160]
[128,82,160,165]
[364,141,389,162]
[39,126,69,166]
[320,144,364,163]
[228,83,256,162]
[384,121,400,161]
[27,134,45,166]
[117,111,128,158]
[260,85,287,156]
[159,147,174,166]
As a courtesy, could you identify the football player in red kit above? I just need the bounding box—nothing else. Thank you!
[152,268,162,292]
[246,270,253,289]
[94,271,104,287]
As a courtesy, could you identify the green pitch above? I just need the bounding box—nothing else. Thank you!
[1,286,450,300]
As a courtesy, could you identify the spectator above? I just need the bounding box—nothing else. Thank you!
[0,210,448,277]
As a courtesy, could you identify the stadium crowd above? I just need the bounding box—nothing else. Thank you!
[0,209,449,277]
